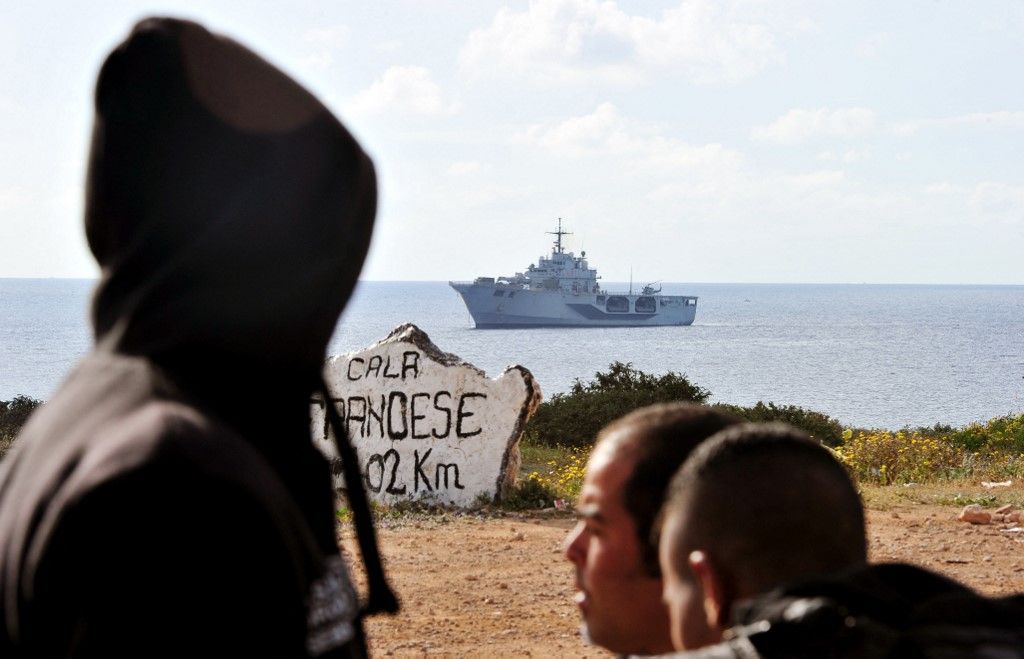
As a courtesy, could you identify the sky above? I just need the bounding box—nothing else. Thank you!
[1,0,1022,284]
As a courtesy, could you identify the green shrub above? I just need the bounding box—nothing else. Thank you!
[525,362,711,448]
[502,475,560,510]
[948,414,1024,453]
[713,401,845,447]
[835,426,1024,484]
[520,446,589,502]
[0,395,42,461]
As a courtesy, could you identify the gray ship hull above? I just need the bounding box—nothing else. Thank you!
[450,282,697,328]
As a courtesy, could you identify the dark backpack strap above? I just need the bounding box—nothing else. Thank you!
[321,381,399,616]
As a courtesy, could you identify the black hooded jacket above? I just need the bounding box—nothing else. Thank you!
[0,18,375,657]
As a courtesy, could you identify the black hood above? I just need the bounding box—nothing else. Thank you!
[86,17,375,387]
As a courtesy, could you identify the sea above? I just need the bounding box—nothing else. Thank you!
[2,278,1023,430]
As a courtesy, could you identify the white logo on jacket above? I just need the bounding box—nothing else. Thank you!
[306,555,358,654]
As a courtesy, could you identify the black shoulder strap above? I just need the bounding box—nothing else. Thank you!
[321,381,399,616]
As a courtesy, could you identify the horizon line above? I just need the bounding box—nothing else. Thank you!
[2,276,1023,287]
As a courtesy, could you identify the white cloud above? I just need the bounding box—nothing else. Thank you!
[0,186,30,212]
[925,182,954,195]
[517,103,745,181]
[788,17,818,35]
[969,182,1024,224]
[889,121,919,136]
[914,181,1024,226]
[520,102,629,156]
[346,66,453,116]
[460,0,783,85]
[842,148,870,163]
[818,148,871,163]
[778,170,845,190]
[751,107,877,144]
[517,103,747,215]
[893,111,1024,136]
[375,39,403,54]
[447,161,483,176]
[854,32,891,60]
[298,25,349,71]
[643,139,742,171]
[924,111,1024,131]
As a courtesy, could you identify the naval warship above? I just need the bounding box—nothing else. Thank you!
[450,220,698,328]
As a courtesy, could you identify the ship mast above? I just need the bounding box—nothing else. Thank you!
[547,217,573,254]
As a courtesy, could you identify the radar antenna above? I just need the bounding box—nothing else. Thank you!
[547,217,573,254]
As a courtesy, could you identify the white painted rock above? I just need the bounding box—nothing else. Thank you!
[957,504,991,525]
[312,323,541,507]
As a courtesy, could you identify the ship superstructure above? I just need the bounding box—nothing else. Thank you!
[449,220,697,328]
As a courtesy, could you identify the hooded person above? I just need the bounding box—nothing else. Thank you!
[0,17,394,657]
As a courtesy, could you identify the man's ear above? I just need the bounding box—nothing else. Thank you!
[688,550,732,631]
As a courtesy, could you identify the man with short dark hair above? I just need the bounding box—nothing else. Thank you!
[563,402,741,655]
[658,423,867,653]
[658,423,1024,657]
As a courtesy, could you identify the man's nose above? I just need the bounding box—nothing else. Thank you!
[563,522,586,563]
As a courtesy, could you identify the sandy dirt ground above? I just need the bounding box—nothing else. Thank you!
[341,504,1024,658]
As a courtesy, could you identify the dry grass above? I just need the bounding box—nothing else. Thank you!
[859,481,1024,511]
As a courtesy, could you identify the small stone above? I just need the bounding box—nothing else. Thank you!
[958,504,992,525]
[995,504,1013,514]
[512,531,525,541]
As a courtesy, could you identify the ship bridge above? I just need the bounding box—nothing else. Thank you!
[525,218,600,294]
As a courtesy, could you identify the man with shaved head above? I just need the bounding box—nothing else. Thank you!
[658,423,1024,657]
[563,402,741,655]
